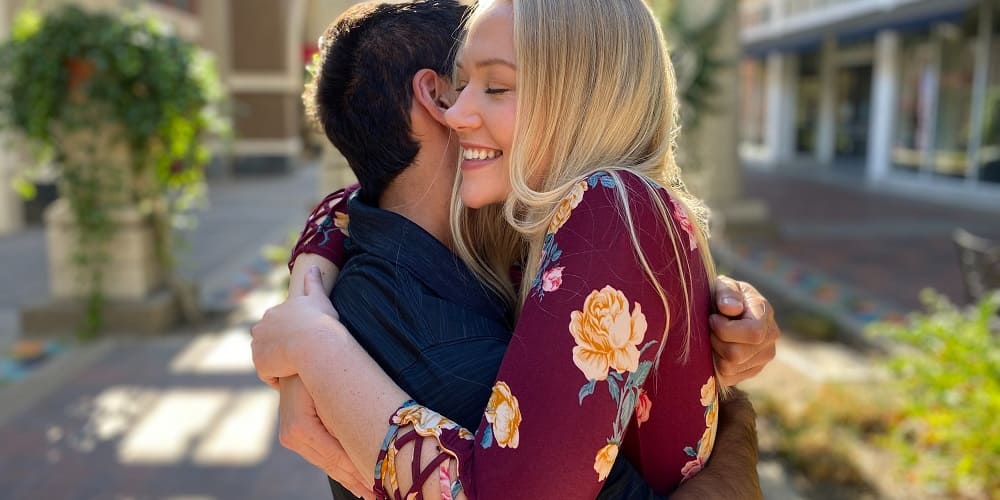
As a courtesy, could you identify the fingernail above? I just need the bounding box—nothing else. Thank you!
[721,296,739,306]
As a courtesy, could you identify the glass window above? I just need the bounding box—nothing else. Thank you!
[931,22,977,179]
[795,53,820,155]
[980,4,1000,184]
[151,0,197,14]
[740,58,767,147]
[892,33,935,176]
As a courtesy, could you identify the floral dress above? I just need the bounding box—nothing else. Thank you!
[292,171,718,499]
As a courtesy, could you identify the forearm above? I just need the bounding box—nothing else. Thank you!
[293,329,410,482]
[670,390,761,500]
[289,253,339,297]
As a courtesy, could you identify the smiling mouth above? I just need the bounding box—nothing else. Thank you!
[462,147,503,161]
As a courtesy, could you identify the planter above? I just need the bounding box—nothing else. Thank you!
[44,199,163,300]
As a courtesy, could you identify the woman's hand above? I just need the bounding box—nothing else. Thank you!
[278,376,375,500]
[251,266,345,385]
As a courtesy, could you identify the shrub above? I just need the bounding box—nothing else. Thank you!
[869,289,1000,498]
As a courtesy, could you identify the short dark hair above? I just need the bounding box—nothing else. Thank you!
[305,0,467,203]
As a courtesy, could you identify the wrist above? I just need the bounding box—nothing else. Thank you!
[288,314,348,371]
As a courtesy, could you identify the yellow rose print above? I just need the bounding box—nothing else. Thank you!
[484,381,522,449]
[594,443,619,481]
[700,376,717,407]
[570,286,648,381]
[333,211,350,236]
[547,181,588,234]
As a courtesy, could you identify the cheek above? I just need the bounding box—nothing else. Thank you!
[498,103,517,150]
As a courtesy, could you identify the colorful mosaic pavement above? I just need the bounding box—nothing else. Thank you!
[723,240,909,329]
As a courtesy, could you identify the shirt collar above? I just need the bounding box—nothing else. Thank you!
[345,194,509,322]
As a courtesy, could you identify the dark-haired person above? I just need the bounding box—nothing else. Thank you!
[264,1,777,499]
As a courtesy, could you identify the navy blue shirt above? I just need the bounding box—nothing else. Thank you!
[331,196,512,430]
[324,195,666,500]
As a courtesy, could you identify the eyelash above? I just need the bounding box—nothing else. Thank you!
[454,85,509,95]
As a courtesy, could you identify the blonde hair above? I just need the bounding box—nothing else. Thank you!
[450,0,717,365]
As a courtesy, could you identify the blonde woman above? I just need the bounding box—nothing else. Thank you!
[255,0,753,497]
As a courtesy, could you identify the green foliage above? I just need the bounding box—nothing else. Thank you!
[869,289,1000,497]
[0,5,227,337]
[654,0,733,130]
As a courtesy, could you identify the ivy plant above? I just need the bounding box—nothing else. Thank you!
[0,5,227,337]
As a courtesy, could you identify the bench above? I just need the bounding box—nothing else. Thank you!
[953,228,1000,304]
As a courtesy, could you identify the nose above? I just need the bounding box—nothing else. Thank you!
[444,88,482,132]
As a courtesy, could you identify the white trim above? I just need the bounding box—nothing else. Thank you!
[228,73,303,92]
[143,3,201,42]
[742,0,971,45]
[232,138,303,157]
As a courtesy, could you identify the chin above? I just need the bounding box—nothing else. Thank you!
[459,179,505,209]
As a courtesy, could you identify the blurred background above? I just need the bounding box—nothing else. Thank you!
[0,0,996,499]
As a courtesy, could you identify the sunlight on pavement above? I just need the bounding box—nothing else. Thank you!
[192,389,279,466]
[117,388,278,466]
[119,389,230,464]
[170,328,256,374]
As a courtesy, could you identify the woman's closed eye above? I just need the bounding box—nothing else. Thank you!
[485,86,510,95]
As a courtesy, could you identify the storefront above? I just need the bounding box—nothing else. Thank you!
[740,0,1000,203]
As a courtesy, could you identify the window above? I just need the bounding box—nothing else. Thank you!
[150,0,196,14]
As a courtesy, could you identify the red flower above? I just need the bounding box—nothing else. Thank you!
[635,389,652,427]
[669,198,698,251]
[541,266,565,292]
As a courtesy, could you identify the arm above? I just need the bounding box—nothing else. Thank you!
[668,390,762,500]
[277,184,371,497]
[259,174,718,498]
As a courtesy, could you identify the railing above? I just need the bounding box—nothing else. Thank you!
[740,0,923,42]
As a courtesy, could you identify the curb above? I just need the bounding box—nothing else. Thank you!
[712,241,896,353]
[0,338,116,427]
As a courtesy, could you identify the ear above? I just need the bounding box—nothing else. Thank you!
[412,69,451,128]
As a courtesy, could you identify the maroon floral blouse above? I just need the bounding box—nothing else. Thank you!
[291,172,718,499]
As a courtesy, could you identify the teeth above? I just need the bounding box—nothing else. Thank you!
[463,148,502,161]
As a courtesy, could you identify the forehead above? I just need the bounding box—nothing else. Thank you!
[457,1,515,63]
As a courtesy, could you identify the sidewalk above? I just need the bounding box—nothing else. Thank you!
[0,166,336,499]
[716,167,1000,340]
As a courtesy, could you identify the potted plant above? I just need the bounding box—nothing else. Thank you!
[0,6,227,337]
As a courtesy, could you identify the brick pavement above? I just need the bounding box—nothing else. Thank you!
[0,165,339,499]
[728,169,1000,315]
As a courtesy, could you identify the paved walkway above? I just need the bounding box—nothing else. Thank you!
[717,168,1000,339]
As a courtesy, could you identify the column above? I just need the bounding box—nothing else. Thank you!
[778,53,800,163]
[867,30,900,183]
[764,51,786,166]
[0,0,24,236]
[689,0,770,234]
[816,35,838,165]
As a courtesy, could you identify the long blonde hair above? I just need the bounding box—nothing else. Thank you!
[450,0,716,361]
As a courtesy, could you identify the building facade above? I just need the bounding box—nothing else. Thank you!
[740,0,1000,205]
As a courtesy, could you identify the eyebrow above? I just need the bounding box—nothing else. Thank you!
[455,58,517,71]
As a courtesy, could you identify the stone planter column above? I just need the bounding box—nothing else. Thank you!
[0,145,24,236]
[0,2,23,236]
[21,122,179,337]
